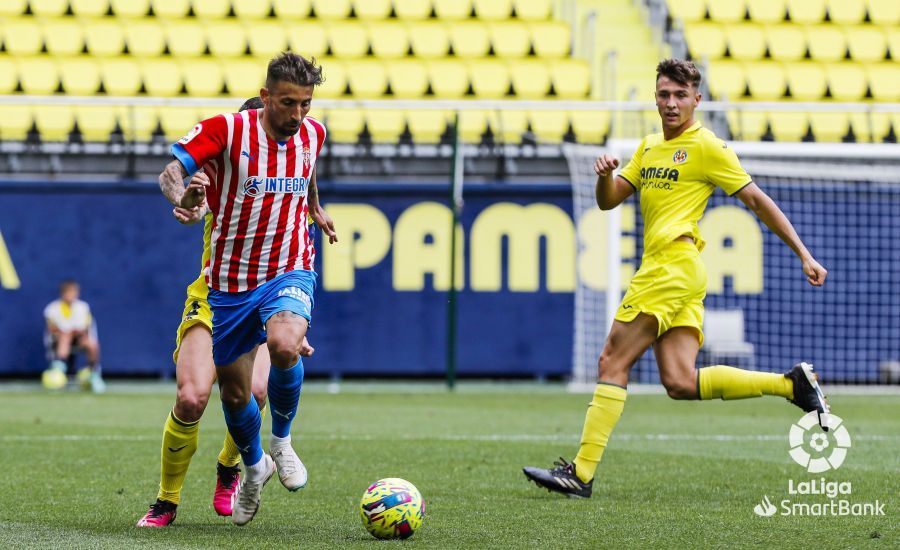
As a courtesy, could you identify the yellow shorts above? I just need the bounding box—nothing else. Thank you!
[173,277,212,364]
[615,240,707,346]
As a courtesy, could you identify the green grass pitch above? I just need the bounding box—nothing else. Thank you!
[0,383,896,548]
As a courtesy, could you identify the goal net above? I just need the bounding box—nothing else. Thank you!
[565,141,900,387]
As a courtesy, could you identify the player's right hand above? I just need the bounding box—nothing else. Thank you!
[173,205,205,226]
[180,172,209,209]
[299,336,315,357]
[594,154,620,177]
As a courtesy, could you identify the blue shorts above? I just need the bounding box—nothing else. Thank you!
[208,270,317,366]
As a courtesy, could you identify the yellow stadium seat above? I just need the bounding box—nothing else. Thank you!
[509,60,550,99]
[193,0,231,19]
[427,59,469,98]
[468,60,510,98]
[764,23,806,61]
[489,22,530,57]
[866,0,899,25]
[449,22,490,58]
[434,0,472,20]
[328,21,368,58]
[34,105,76,141]
[406,110,449,143]
[43,19,85,56]
[4,19,43,55]
[19,57,59,94]
[115,106,157,141]
[825,62,866,100]
[707,0,746,22]
[514,0,551,20]
[683,23,726,60]
[0,58,18,93]
[158,106,201,141]
[316,60,347,98]
[70,0,108,16]
[845,26,887,62]
[747,0,786,23]
[124,20,165,57]
[707,60,746,99]
[100,57,141,95]
[73,105,118,142]
[727,110,768,140]
[195,103,235,121]
[247,22,288,58]
[827,0,865,23]
[324,109,364,142]
[394,0,432,19]
[744,61,786,99]
[726,24,766,61]
[665,0,707,24]
[224,58,265,96]
[286,22,329,58]
[0,105,33,141]
[30,0,69,16]
[529,21,570,57]
[368,22,409,58]
[809,112,849,142]
[140,59,182,96]
[887,28,900,60]
[164,21,207,57]
[529,110,569,142]
[0,0,27,16]
[313,0,351,19]
[273,0,311,18]
[110,0,149,17]
[549,59,589,99]
[365,110,406,143]
[386,60,428,98]
[181,59,225,96]
[787,0,825,23]
[58,57,102,95]
[345,60,387,97]
[474,0,513,20]
[569,110,609,143]
[408,22,450,58]
[805,25,846,62]
[84,19,126,56]
[769,112,808,141]
[233,0,272,18]
[496,110,527,143]
[857,112,891,142]
[205,21,248,58]
[459,110,497,143]
[866,63,899,101]
[151,0,189,17]
[355,0,392,19]
[783,62,826,99]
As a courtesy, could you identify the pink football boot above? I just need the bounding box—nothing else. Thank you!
[136,499,177,527]
[213,463,241,516]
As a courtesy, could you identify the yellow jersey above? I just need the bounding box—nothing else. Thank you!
[185,213,214,301]
[619,121,751,256]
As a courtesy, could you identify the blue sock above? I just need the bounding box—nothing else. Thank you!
[222,398,263,466]
[268,357,304,438]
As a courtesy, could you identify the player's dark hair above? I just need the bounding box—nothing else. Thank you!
[266,52,324,89]
[656,58,702,89]
[59,279,79,291]
[240,96,263,111]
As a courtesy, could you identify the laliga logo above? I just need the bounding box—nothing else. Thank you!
[788,412,851,473]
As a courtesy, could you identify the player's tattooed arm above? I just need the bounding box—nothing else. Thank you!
[159,160,209,210]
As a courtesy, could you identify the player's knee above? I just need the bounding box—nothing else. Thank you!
[218,381,251,411]
[267,340,299,368]
[175,385,210,421]
[663,378,697,400]
[597,350,624,380]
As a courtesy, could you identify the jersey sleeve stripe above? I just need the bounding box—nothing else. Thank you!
[171,142,199,175]
[619,175,638,190]
[728,180,754,196]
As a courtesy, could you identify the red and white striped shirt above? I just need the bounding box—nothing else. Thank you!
[172,109,326,292]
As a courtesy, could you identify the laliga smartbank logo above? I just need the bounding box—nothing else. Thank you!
[753,412,885,517]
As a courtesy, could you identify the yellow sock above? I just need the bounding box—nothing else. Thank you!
[698,365,793,400]
[218,403,266,467]
[573,384,627,483]
[157,410,200,505]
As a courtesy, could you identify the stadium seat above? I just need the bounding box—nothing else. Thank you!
[364,110,406,143]
[769,112,809,141]
[857,112,891,143]
[193,0,231,19]
[84,19,126,57]
[386,60,429,98]
[140,59,182,96]
[514,0,551,20]
[549,59,590,99]
[726,110,768,140]
[324,109,365,142]
[4,19,43,56]
[497,110,528,144]
[124,20,166,57]
[313,0,351,18]
[809,112,850,142]
[0,105,33,141]
[434,0,473,20]
[205,21,248,58]
[845,26,887,63]
[866,0,899,25]
[394,0,432,19]
[233,0,272,19]
[286,22,329,58]
[707,0,746,23]
[866,63,900,101]
[474,0,513,20]
[29,0,69,16]
[272,0,311,18]
[706,60,746,99]
[368,22,410,59]
[181,59,225,97]
[764,23,806,61]
[726,24,766,61]
[328,22,369,58]
[406,110,449,143]
[569,110,610,143]
[746,0,786,23]
[43,19,85,56]
[825,63,867,100]
[427,59,470,98]
[150,0,190,17]
[345,60,387,97]
[110,0,149,17]
[18,57,60,94]
[805,25,846,62]
[529,110,569,143]
[69,0,108,16]
[164,21,207,57]
[246,22,289,58]
[100,57,142,95]
[664,0,707,25]
[509,60,550,99]
[222,59,265,97]
[34,105,76,142]
[0,58,18,94]
[783,62,827,100]
[73,105,118,142]
[744,61,786,99]
[489,22,531,58]
[788,0,826,23]
[316,60,346,98]
[683,23,727,60]
[458,110,497,143]
[529,21,570,58]
[115,106,158,142]
[827,0,866,23]
[0,0,27,16]
[408,22,451,58]
[468,60,510,98]
[355,0,392,19]
[449,22,491,58]
[58,57,102,95]
[887,27,900,61]
[158,106,201,141]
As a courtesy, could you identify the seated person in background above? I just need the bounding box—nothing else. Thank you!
[43,279,105,393]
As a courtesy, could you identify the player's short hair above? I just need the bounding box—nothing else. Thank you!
[240,97,263,111]
[266,53,324,89]
[59,279,79,291]
[656,59,702,89]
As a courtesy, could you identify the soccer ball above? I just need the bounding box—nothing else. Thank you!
[41,368,67,390]
[359,478,424,540]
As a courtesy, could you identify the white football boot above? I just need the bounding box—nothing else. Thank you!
[270,438,308,491]
[232,454,276,526]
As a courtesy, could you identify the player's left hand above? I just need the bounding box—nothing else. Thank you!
[311,207,338,244]
[802,256,827,287]
[300,336,315,357]
[180,172,209,209]
[173,205,206,225]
